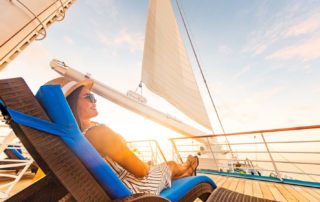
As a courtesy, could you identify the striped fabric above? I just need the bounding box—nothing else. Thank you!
[106,157,172,195]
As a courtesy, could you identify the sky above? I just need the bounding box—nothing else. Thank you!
[1,0,320,142]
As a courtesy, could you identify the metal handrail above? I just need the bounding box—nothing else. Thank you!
[208,158,320,165]
[169,125,320,182]
[169,125,320,139]
[170,139,183,163]
[176,150,320,154]
[175,139,320,146]
[127,139,167,163]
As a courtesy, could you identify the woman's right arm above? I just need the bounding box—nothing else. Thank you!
[85,125,150,178]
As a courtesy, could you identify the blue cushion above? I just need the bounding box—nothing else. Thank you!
[7,145,23,154]
[6,85,132,199]
[160,176,217,202]
[7,148,27,160]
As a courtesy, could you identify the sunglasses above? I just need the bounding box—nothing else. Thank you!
[84,93,97,103]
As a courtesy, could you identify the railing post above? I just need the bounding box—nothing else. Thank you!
[261,132,281,179]
[170,139,183,163]
[148,141,156,164]
[206,137,219,170]
[154,140,167,163]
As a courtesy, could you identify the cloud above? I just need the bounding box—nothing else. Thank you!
[113,29,144,52]
[233,65,252,79]
[252,85,287,101]
[84,0,118,18]
[243,5,320,56]
[266,36,320,61]
[285,15,320,37]
[97,29,144,53]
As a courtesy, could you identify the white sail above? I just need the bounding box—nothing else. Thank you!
[141,0,212,130]
[0,0,75,70]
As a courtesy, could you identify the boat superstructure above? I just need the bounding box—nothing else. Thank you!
[0,0,76,70]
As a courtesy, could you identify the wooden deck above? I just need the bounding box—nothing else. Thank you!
[1,173,320,201]
[0,172,35,200]
[206,174,320,202]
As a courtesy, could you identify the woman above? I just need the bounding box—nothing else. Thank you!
[47,77,199,195]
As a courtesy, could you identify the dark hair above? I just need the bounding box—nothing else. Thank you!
[66,86,84,130]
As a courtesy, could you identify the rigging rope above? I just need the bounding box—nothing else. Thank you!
[176,0,235,159]
[175,0,234,155]
[174,0,223,133]
[15,0,47,40]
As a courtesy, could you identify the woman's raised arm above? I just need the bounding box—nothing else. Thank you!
[85,125,150,178]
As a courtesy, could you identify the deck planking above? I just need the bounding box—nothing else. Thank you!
[293,186,318,202]
[1,172,320,201]
[205,174,320,202]
[268,182,287,202]
[283,184,309,202]
[273,183,296,201]
[260,181,275,200]
[252,180,263,198]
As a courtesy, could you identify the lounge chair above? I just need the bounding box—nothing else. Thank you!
[0,143,35,199]
[0,132,35,174]
[0,78,216,202]
[4,147,38,173]
[0,131,37,199]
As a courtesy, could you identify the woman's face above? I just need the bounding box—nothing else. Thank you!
[77,87,98,120]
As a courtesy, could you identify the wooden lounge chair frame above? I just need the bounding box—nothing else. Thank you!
[0,78,215,202]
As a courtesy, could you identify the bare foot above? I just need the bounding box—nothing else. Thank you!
[187,155,199,176]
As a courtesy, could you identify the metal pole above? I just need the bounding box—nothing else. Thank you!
[206,137,219,170]
[261,132,281,179]
[170,139,183,163]
[148,141,155,164]
[154,141,167,163]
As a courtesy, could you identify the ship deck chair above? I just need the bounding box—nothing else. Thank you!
[0,131,35,199]
[0,119,37,175]
[3,146,38,173]
[0,78,216,202]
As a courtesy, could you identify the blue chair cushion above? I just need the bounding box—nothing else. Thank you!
[7,148,27,160]
[5,85,132,199]
[160,175,217,202]
[7,145,23,154]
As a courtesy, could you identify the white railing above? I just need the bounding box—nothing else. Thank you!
[127,139,167,166]
[169,125,320,183]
